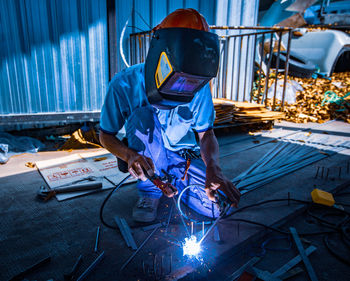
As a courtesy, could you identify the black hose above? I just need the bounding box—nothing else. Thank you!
[99,175,131,229]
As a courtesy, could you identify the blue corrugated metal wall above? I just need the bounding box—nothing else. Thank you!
[0,0,259,124]
[0,0,108,115]
[115,0,217,73]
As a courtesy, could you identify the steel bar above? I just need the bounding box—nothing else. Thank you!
[64,255,83,280]
[120,226,159,272]
[94,226,100,253]
[76,251,105,281]
[251,267,282,281]
[281,30,292,111]
[238,153,329,192]
[250,34,258,102]
[114,216,137,250]
[222,37,229,99]
[257,33,265,103]
[228,257,260,280]
[210,25,292,31]
[231,37,237,100]
[199,205,230,244]
[272,246,317,277]
[236,37,242,101]
[272,31,283,110]
[9,256,51,281]
[214,226,221,242]
[243,35,250,101]
[289,227,318,281]
[262,32,274,106]
[165,204,174,234]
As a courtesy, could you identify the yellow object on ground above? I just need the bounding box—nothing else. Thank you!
[59,128,102,151]
[311,188,335,206]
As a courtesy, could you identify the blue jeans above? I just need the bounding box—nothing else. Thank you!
[126,106,219,218]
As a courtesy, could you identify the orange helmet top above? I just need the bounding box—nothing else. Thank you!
[153,8,209,32]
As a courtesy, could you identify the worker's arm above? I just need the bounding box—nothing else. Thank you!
[198,129,241,207]
[99,131,154,181]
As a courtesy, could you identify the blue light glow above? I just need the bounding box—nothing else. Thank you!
[182,235,201,258]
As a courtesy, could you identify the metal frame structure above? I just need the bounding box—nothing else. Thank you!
[129,26,292,111]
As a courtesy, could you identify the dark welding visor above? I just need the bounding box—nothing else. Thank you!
[145,28,219,109]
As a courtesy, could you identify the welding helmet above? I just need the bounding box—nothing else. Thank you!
[145,9,220,109]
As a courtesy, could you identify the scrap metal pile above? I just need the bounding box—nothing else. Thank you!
[259,72,350,123]
[213,98,285,125]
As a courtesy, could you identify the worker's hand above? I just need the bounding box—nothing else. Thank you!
[127,151,155,181]
[205,163,240,207]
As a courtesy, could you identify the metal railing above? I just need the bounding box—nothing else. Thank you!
[129,26,292,111]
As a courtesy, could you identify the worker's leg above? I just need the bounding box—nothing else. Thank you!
[166,150,220,218]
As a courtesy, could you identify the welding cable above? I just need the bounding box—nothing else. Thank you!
[99,174,131,229]
[176,184,214,225]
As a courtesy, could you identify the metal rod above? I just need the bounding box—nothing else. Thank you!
[250,34,258,102]
[257,33,265,104]
[199,205,230,244]
[209,25,292,31]
[289,227,318,281]
[172,197,190,237]
[326,168,329,180]
[243,35,250,101]
[272,31,282,110]
[236,37,242,101]
[94,226,100,253]
[321,167,324,179]
[120,226,159,271]
[76,251,105,281]
[231,37,237,100]
[165,203,174,234]
[272,246,317,277]
[262,32,274,106]
[281,29,292,111]
[202,221,205,238]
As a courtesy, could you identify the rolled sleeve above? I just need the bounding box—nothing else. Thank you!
[100,85,126,135]
[192,83,215,132]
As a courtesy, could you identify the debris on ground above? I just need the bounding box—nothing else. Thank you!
[0,132,45,164]
[25,162,36,168]
[254,72,350,123]
[59,127,102,151]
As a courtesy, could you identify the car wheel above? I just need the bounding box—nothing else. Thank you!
[271,51,317,78]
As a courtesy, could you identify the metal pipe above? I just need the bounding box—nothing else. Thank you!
[76,252,105,281]
[257,33,265,104]
[281,29,292,111]
[243,35,250,101]
[250,33,258,103]
[236,37,242,101]
[210,25,292,31]
[94,226,100,253]
[272,31,282,110]
[120,226,159,272]
[262,32,274,106]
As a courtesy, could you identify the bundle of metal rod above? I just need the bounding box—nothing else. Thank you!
[232,136,350,194]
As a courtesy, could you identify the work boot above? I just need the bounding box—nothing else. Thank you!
[132,196,160,222]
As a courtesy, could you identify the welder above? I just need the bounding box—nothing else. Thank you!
[99,8,241,223]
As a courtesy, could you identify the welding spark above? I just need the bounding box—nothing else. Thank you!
[182,235,201,258]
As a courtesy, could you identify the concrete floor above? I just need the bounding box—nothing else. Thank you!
[1,121,350,280]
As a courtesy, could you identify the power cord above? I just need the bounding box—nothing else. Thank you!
[99,174,131,229]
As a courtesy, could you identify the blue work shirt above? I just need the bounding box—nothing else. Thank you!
[100,63,215,151]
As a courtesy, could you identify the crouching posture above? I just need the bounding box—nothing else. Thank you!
[99,9,240,222]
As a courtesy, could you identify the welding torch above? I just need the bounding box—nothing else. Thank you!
[199,191,231,244]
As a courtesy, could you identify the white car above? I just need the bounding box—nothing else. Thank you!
[282,29,350,76]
